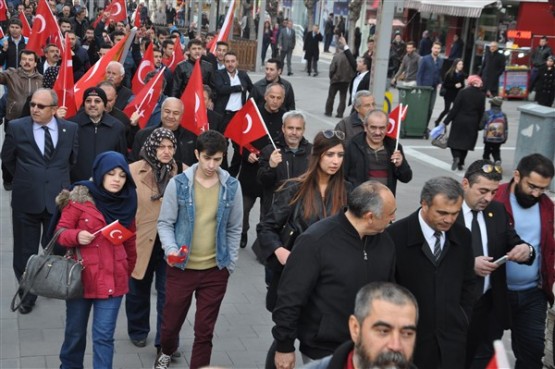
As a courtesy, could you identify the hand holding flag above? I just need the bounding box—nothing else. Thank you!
[123,68,166,129]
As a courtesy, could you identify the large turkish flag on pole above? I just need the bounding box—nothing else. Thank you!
[131,42,155,95]
[26,0,64,56]
[53,35,77,118]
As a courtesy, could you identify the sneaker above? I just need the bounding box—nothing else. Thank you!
[171,351,181,361]
[153,353,171,369]
[131,338,147,347]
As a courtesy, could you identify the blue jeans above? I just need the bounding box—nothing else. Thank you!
[508,288,548,369]
[60,296,123,369]
[126,242,167,347]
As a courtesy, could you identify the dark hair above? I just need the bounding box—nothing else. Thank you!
[196,130,227,156]
[203,84,212,96]
[224,51,238,59]
[216,41,229,48]
[111,30,126,42]
[354,282,419,324]
[187,38,204,49]
[9,18,23,28]
[152,45,161,53]
[156,29,169,37]
[464,159,502,185]
[58,17,71,26]
[445,58,463,78]
[266,58,283,70]
[541,36,548,41]
[420,176,463,206]
[347,181,387,218]
[144,70,167,90]
[162,40,174,49]
[516,153,554,179]
[99,42,113,49]
[19,49,39,63]
[406,41,415,47]
[284,131,347,220]
[362,55,371,69]
[433,41,442,47]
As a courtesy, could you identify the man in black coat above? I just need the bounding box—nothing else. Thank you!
[171,39,215,97]
[303,24,323,77]
[250,58,296,111]
[387,176,478,369]
[480,42,505,97]
[213,51,253,116]
[1,88,78,314]
[272,182,397,368]
[69,87,127,181]
[459,160,534,369]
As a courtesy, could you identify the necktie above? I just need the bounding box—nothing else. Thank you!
[42,126,54,160]
[433,231,442,261]
[471,210,484,257]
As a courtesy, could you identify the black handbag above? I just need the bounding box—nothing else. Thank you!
[11,228,84,311]
[439,86,447,97]
[278,202,302,250]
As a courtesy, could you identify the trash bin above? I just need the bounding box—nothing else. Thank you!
[515,103,555,192]
[397,85,434,138]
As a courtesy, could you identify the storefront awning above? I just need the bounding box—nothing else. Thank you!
[404,0,497,18]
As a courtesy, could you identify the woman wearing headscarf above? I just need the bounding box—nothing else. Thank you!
[55,151,137,369]
[442,75,486,171]
[125,128,183,356]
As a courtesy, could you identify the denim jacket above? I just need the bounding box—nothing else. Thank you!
[157,164,243,273]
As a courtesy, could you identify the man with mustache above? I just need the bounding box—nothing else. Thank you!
[301,282,418,369]
[494,153,554,369]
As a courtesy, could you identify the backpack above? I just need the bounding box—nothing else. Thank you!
[483,110,507,144]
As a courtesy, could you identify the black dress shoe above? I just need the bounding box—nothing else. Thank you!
[131,338,147,347]
[313,73,318,77]
[19,305,33,314]
[240,234,248,249]
[324,112,332,117]
[3,182,12,191]
[287,72,293,76]
[335,114,343,118]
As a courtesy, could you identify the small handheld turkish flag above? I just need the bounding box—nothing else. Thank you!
[98,220,134,245]
[180,60,208,134]
[386,104,408,139]
[224,98,268,154]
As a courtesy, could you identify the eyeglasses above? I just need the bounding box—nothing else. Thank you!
[480,164,502,174]
[30,102,56,109]
[322,130,345,140]
[526,181,547,194]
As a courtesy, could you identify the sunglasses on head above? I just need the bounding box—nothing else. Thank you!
[480,164,502,174]
[322,129,345,140]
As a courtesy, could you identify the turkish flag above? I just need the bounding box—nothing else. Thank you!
[26,0,63,56]
[485,340,510,369]
[123,68,165,129]
[0,0,8,21]
[131,42,155,95]
[162,38,184,73]
[209,0,236,53]
[74,33,130,107]
[18,12,31,37]
[99,220,134,245]
[0,26,4,38]
[104,0,127,23]
[53,35,77,118]
[132,4,142,27]
[224,98,268,154]
[386,104,408,139]
[180,61,208,134]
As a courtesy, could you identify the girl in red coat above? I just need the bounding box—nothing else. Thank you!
[56,151,137,369]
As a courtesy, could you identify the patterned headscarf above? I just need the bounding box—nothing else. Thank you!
[467,75,483,88]
[139,128,178,200]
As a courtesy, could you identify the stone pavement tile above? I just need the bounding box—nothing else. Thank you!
[204,351,233,368]
[19,356,48,368]
[19,328,63,356]
[0,358,20,369]
[214,323,259,339]
[249,324,274,339]
[112,353,145,368]
[17,300,65,330]
[211,336,247,352]
[137,351,160,368]
[239,336,275,352]
[227,349,269,369]
[1,318,19,357]
[45,354,93,369]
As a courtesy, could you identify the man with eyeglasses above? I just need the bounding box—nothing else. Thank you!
[493,153,555,369]
[335,90,375,143]
[344,109,412,196]
[1,88,78,314]
[459,160,533,369]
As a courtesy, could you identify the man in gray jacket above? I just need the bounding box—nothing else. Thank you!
[391,41,420,87]
[278,20,296,76]
[325,45,356,118]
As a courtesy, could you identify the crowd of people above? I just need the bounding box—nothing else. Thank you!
[0,2,554,369]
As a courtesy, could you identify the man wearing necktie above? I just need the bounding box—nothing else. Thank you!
[459,160,533,369]
[278,20,296,76]
[387,176,477,369]
[1,88,78,314]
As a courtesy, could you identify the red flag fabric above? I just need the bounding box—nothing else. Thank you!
[123,68,165,129]
[371,0,380,9]
[386,104,408,139]
[26,0,63,56]
[104,0,127,23]
[485,340,510,369]
[99,220,134,245]
[131,42,155,95]
[132,5,141,27]
[53,35,77,118]
[210,0,236,53]
[0,0,8,21]
[162,39,184,73]
[18,12,31,37]
[0,26,4,38]
[180,61,208,134]
[224,99,267,154]
[74,33,130,107]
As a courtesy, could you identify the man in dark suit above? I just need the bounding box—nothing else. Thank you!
[278,20,296,76]
[303,24,323,77]
[387,176,477,369]
[479,42,505,98]
[1,88,79,314]
[213,51,253,119]
[417,41,444,126]
[460,160,534,369]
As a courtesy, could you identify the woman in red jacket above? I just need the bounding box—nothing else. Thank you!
[56,151,137,369]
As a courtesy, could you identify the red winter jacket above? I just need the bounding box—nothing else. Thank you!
[55,186,137,299]
[494,181,555,305]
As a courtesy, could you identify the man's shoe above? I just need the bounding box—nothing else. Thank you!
[458,164,465,171]
[335,114,343,118]
[153,352,171,369]
[240,234,248,249]
[171,351,181,361]
[287,72,293,76]
[324,112,332,117]
[3,182,12,191]
[313,73,318,77]
[451,158,459,171]
[19,305,33,314]
[131,338,147,347]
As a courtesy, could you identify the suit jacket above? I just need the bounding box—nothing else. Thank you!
[456,201,531,328]
[278,27,296,51]
[387,210,477,369]
[213,69,253,115]
[1,116,79,214]
[416,54,444,88]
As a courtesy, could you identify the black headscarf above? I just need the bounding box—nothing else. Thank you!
[139,127,178,200]
[75,151,137,227]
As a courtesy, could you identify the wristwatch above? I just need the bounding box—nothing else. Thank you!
[528,244,534,260]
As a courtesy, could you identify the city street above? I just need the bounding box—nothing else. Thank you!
[0,48,530,368]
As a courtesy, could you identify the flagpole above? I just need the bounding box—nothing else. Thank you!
[134,67,166,115]
[251,98,277,151]
[394,103,402,152]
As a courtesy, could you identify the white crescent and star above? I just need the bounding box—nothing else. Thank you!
[387,118,395,135]
[112,2,122,16]
[243,114,253,134]
[35,14,46,33]
[194,92,200,113]
[109,229,123,240]
[137,61,152,84]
